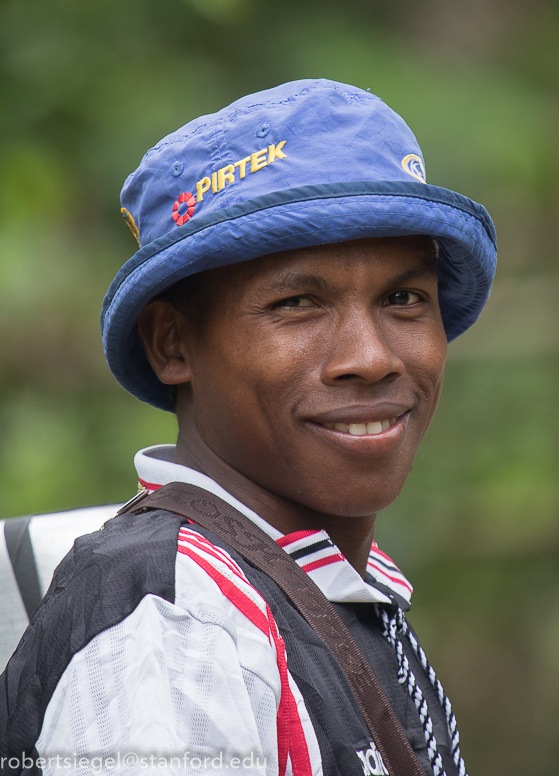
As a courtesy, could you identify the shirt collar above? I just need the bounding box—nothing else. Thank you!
[135,444,412,610]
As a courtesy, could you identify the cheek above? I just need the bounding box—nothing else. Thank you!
[190,327,303,432]
[393,319,446,384]
[405,331,447,421]
[417,341,446,387]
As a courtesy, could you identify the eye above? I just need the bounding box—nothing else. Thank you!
[274,295,316,309]
[386,290,423,306]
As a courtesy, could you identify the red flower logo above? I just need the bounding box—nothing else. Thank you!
[172,192,196,226]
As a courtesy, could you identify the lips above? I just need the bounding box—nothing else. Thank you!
[303,403,411,452]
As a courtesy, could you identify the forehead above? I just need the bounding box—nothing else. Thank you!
[199,235,437,296]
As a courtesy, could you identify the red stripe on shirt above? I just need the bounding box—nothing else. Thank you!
[179,533,248,584]
[370,546,402,570]
[179,529,239,570]
[269,610,289,776]
[178,543,312,775]
[138,478,162,492]
[301,552,344,572]
[266,605,313,776]
[177,545,269,634]
[276,530,320,548]
[179,528,247,577]
[367,562,413,593]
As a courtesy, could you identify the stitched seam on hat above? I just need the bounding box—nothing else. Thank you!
[136,214,491,298]
[173,205,494,270]
[104,195,495,334]
[141,82,375,161]
[155,188,494,256]
[104,184,496,316]
[111,217,491,380]
[142,121,210,161]
[213,116,236,208]
[135,197,493,278]
[107,199,494,355]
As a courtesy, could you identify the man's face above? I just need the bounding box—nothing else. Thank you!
[174,236,447,517]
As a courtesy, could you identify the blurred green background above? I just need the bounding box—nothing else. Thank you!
[1,0,558,772]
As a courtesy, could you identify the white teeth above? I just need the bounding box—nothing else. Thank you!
[348,423,367,436]
[323,417,399,435]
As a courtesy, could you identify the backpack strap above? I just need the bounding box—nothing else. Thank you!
[118,481,426,776]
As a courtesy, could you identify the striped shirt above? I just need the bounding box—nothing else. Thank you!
[0,445,461,776]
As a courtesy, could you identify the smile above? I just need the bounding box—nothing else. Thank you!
[321,418,398,436]
[305,409,410,457]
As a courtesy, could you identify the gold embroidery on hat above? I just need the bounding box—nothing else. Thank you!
[193,142,288,205]
[401,154,426,183]
[196,177,211,202]
[250,148,268,173]
[234,156,251,180]
[268,141,286,164]
[218,164,235,191]
[121,208,140,245]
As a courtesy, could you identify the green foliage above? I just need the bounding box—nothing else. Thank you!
[0,1,557,773]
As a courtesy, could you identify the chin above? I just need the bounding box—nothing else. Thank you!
[289,485,403,518]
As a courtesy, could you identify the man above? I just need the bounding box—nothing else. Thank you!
[0,79,496,775]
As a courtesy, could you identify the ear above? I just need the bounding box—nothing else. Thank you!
[137,299,193,385]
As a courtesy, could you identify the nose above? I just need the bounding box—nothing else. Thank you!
[321,308,405,386]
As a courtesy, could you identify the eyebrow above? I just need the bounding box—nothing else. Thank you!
[263,273,330,294]
[265,264,437,295]
[387,265,438,286]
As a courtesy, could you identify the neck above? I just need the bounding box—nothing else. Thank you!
[174,406,377,577]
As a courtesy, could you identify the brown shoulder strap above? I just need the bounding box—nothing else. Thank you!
[120,481,425,776]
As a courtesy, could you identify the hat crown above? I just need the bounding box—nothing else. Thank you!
[121,79,425,249]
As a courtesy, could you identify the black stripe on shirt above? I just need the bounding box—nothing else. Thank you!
[367,553,401,574]
[4,518,43,621]
[288,538,333,560]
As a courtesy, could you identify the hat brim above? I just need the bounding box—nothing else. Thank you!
[102,180,497,412]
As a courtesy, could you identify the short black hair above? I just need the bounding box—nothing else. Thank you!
[156,273,202,317]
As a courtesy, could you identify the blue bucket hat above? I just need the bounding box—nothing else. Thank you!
[102,78,497,412]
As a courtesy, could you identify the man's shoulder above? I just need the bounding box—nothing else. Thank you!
[47,508,183,611]
[3,509,183,687]
[0,508,186,759]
